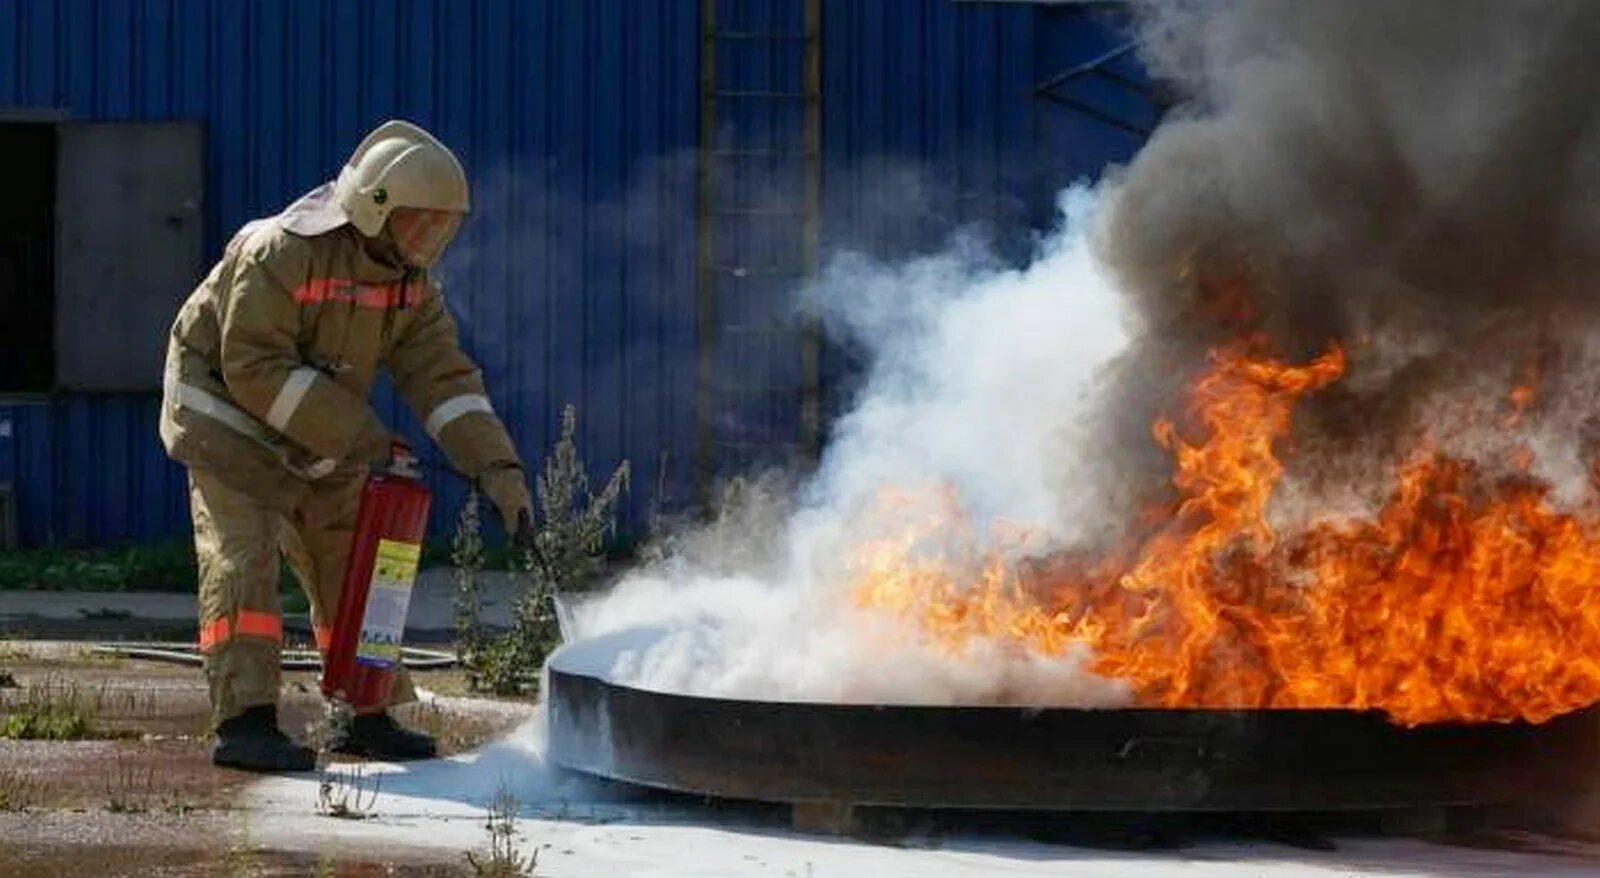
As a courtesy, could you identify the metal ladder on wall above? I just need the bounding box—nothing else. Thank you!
[695,0,822,502]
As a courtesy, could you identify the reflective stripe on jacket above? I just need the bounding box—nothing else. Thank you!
[159,185,521,510]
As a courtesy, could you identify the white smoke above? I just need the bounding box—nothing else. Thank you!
[564,187,1138,707]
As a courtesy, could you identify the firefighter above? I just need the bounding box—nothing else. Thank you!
[159,120,533,771]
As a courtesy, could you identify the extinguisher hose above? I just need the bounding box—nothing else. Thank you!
[85,641,459,670]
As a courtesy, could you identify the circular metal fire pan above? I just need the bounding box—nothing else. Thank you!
[547,638,1599,812]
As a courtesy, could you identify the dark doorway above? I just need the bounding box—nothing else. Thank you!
[0,122,56,392]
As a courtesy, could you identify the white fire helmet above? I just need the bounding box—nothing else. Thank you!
[334,120,469,267]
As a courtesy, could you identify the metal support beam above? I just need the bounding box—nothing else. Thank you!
[696,0,826,503]
[694,0,719,506]
[1033,41,1167,137]
[799,0,824,462]
[1032,43,1139,97]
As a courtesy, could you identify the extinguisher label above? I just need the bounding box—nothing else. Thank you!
[355,538,422,668]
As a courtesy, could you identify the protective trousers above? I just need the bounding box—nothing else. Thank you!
[188,467,416,725]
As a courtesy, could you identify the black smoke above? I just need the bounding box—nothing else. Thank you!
[1081,0,1600,526]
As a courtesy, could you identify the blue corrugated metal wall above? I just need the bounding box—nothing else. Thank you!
[826,0,1037,252]
[824,0,1150,255]
[818,0,1153,444]
[0,0,1148,549]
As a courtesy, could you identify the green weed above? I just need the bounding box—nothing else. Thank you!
[456,405,628,697]
[0,541,197,592]
[0,540,313,594]
[0,679,96,740]
[104,755,156,814]
[2,708,88,740]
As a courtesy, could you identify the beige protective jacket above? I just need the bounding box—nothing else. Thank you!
[159,184,519,511]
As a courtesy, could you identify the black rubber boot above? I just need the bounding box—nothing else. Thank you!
[334,712,438,761]
[212,705,316,773]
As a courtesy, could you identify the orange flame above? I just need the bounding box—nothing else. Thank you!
[854,339,1600,725]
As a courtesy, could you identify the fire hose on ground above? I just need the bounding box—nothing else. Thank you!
[85,641,459,671]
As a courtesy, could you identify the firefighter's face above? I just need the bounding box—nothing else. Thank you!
[386,207,464,269]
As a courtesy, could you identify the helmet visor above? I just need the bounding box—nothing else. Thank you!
[387,208,464,269]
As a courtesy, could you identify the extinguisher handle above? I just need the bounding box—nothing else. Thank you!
[388,439,421,479]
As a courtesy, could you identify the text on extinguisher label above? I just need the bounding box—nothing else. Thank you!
[355,538,423,669]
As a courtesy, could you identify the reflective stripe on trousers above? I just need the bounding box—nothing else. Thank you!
[199,609,284,651]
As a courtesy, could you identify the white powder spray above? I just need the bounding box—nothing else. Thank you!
[565,187,1137,707]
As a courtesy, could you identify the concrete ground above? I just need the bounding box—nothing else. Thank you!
[0,569,559,874]
[6,618,1600,876]
[9,637,1600,877]
[0,639,534,875]
[245,722,1600,878]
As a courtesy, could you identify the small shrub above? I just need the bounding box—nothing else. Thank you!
[3,708,88,741]
[304,700,381,820]
[316,763,381,820]
[524,405,632,595]
[452,487,490,682]
[465,784,537,877]
[104,754,155,814]
[456,405,629,696]
[0,680,95,740]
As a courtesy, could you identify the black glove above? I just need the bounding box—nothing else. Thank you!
[511,508,536,555]
[479,464,533,534]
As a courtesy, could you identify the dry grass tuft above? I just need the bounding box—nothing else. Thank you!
[465,784,538,877]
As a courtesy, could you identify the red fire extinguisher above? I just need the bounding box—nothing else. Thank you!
[321,440,432,712]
